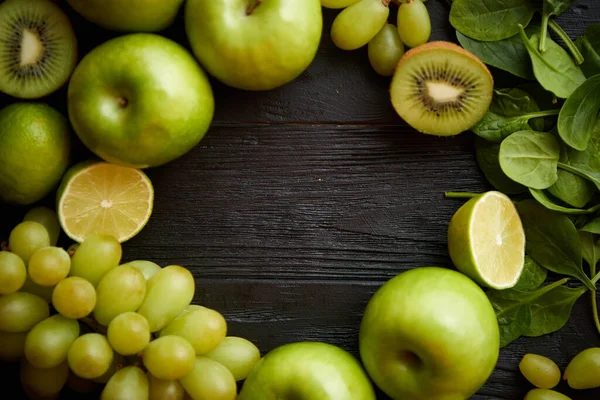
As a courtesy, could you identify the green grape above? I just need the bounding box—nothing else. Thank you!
[107,312,150,356]
[142,335,195,380]
[0,251,27,294]
[8,221,50,264]
[206,336,261,381]
[93,353,125,383]
[320,0,360,8]
[52,276,96,319]
[519,353,561,389]
[67,370,100,393]
[564,347,600,389]
[20,359,69,400]
[137,265,195,332]
[28,246,71,287]
[160,305,227,356]
[397,0,431,48]
[123,260,161,280]
[180,357,237,400]
[330,0,390,51]
[148,373,185,400]
[368,23,405,77]
[70,234,122,286]
[67,333,114,379]
[25,314,80,368]
[524,388,572,400]
[0,292,49,332]
[101,366,149,400]
[94,265,146,326]
[19,276,54,303]
[23,207,61,246]
[0,331,27,361]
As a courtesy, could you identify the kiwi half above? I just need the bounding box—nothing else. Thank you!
[0,0,77,99]
[390,41,493,136]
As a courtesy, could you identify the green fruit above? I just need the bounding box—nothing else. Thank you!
[9,221,51,264]
[564,347,600,389]
[185,0,322,91]
[52,276,96,319]
[67,33,214,168]
[0,251,27,294]
[524,389,572,400]
[179,357,237,400]
[101,366,149,400]
[0,292,49,332]
[0,103,70,204]
[68,333,114,380]
[206,336,261,381]
[397,0,431,48]
[142,335,195,380]
[67,0,184,32]
[70,234,122,286]
[20,359,69,399]
[359,267,499,400]
[123,260,161,280]
[331,0,390,51]
[25,314,80,369]
[107,312,150,356]
[148,373,185,400]
[519,354,561,389]
[28,246,71,287]
[23,207,61,246]
[368,23,405,77]
[94,265,146,326]
[0,331,28,361]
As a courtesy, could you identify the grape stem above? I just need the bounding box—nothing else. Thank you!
[246,0,263,15]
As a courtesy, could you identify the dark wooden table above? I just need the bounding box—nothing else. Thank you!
[2,1,600,399]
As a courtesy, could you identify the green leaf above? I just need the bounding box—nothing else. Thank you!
[547,169,595,209]
[516,200,594,290]
[538,0,577,53]
[472,109,560,143]
[519,26,587,99]
[558,75,600,151]
[581,218,600,234]
[579,231,600,269]
[529,188,600,215]
[499,131,561,189]
[524,285,586,337]
[475,138,527,195]
[513,256,548,291]
[576,24,600,78]
[450,0,538,42]
[490,88,545,132]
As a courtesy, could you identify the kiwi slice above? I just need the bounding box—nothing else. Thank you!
[0,0,77,99]
[390,41,493,136]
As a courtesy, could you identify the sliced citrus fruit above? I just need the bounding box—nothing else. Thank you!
[448,191,525,290]
[57,161,154,243]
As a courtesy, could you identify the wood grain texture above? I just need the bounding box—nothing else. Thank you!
[1,0,600,399]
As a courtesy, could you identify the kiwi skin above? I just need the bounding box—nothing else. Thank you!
[390,41,494,137]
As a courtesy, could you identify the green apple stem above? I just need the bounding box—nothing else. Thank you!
[246,0,264,15]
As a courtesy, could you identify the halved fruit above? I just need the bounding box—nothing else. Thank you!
[57,161,154,243]
[390,41,493,136]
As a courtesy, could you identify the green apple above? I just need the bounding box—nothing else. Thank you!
[184,0,323,91]
[359,267,499,400]
[66,0,184,32]
[238,341,376,400]
[67,33,214,168]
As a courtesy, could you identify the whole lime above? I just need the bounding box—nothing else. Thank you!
[0,103,71,205]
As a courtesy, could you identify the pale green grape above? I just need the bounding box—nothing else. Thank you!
[524,389,572,400]
[28,246,71,287]
[52,276,96,319]
[94,265,146,325]
[160,305,227,356]
[0,251,27,294]
[564,347,600,389]
[23,207,61,246]
[320,0,360,8]
[519,353,561,389]
[67,333,114,379]
[397,0,431,48]
[368,23,405,77]
[0,331,27,361]
[70,234,122,286]
[25,314,80,368]
[142,335,195,380]
[19,276,54,303]
[124,260,161,280]
[148,373,185,400]
[101,366,149,400]
[0,292,49,332]
[107,312,150,355]
[331,0,390,51]
[8,221,50,264]
[20,359,69,399]
[137,265,195,332]
[206,336,261,381]
[67,371,99,393]
[180,357,237,400]
[93,353,125,383]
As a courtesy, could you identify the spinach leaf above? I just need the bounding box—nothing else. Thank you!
[516,199,594,290]
[558,75,600,151]
[475,138,527,195]
[472,110,560,143]
[519,26,587,99]
[581,218,600,235]
[529,188,600,215]
[558,162,600,189]
[559,119,600,187]
[499,131,561,189]
[580,231,600,268]
[524,285,587,337]
[450,0,538,42]
[491,88,545,131]
[576,24,600,78]
[539,0,577,53]
[513,256,548,291]
[547,169,596,209]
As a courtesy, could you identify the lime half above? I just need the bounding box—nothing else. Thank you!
[57,161,154,243]
[448,191,525,289]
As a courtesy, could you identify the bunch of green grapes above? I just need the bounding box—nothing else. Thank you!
[323,0,432,76]
[0,206,262,399]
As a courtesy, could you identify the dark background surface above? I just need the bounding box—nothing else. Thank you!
[1,1,600,399]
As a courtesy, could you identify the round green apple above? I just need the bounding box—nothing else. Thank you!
[67,0,184,32]
[67,33,214,168]
[184,0,323,91]
[359,267,499,400]
[238,341,376,400]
